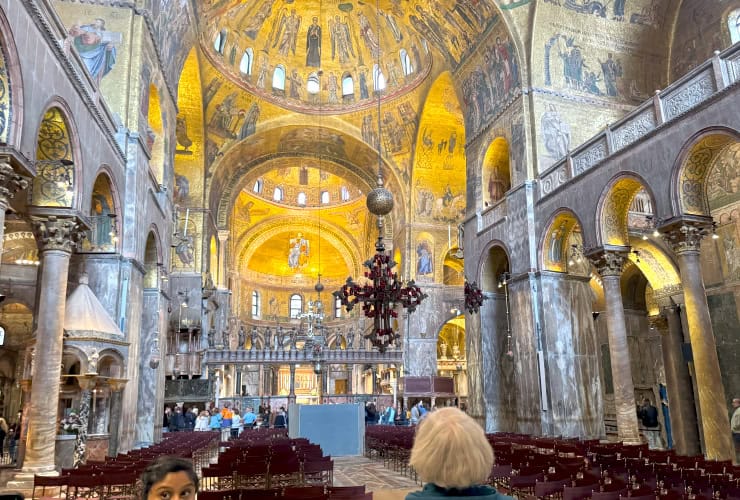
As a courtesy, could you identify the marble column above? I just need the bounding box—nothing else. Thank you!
[653,308,701,455]
[74,375,96,467]
[217,230,229,289]
[0,158,29,267]
[346,366,353,395]
[135,289,161,448]
[107,380,126,457]
[22,214,85,473]
[289,364,296,404]
[465,310,485,428]
[588,248,640,444]
[371,367,378,395]
[16,379,32,467]
[662,221,735,460]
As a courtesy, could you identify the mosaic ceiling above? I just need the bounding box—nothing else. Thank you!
[195,0,500,113]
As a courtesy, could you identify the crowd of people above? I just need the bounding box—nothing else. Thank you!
[365,400,468,427]
[162,402,288,435]
[0,413,21,465]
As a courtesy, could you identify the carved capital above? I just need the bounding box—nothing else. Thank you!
[662,223,711,255]
[0,159,29,205]
[107,378,128,392]
[588,248,628,278]
[217,229,230,243]
[31,215,86,254]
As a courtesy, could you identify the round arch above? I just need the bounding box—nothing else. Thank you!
[671,126,740,217]
[0,5,25,148]
[209,123,408,228]
[476,241,511,292]
[143,227,163,289]
[482,136,511,206]
[540,208,586,272]
[84,169,121,252]
[32,100,83,210]
[597,172,658,248]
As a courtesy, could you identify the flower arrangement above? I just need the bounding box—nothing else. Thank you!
[60,411,84,435]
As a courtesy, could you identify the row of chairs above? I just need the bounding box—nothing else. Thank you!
[199,485,370,500]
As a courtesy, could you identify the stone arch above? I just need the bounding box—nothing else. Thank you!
[0,5,24,148]
[442,248,464,286]
[32,102,82,209]
[0,301,33,350]
[436,312,465,363]
[597,173,658,247]
[143,229,162,289]
[97,349,125,378]
[672,127,740,217]
[477,241,511,293]
[210,124,406,228]
[482,137,511,206]
[540,208,586,273]
[83,170,120,252]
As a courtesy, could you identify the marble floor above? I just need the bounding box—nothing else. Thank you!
[334,456,420,500]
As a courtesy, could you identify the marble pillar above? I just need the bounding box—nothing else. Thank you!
[217,230,229,289]
[0,158,29,268]
[480,293,510,432]
[465,310,485,428]
[371,367,378,395]
[119,262,143,452]
[135,289,161,448]
[347,366,353,394]
[21,215,85,474]
[289,364,296,404]
[588,249,640,444]
[74,376,96,468]
[107,380,126,457]
[651,310,700,455]
[540,273,604,439]
[507,277,542,436]
[663,221,735,461]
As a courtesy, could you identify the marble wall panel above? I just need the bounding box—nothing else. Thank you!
[118,263,143,452]
[407,339,438,377]
[707,292,740,408]
[481,294,515,432]
[540,275,604,438]
[71,255,124,322]
[135,289,160,447]
[509,278,542,436]
[465,311,485,426]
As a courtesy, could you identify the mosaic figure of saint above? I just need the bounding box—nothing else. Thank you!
[68,18,120,83]
[357,11,380,60]
[417,240,433,276]
[330,15,355,64]
[306,17,322,67]
[288,233,309,270]
[273,9,301,56]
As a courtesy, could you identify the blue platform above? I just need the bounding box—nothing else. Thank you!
[288,403,365,456]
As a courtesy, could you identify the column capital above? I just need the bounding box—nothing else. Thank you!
[586,246,630,277]
[106,378,128,392]
[217,229,230,242]
[0,158,29,206]
[659,215,713,255]
[30,211,88,254]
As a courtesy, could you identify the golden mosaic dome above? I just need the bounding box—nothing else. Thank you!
[196,0,499,113]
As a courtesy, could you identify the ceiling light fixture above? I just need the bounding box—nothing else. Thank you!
[333,0,427,352]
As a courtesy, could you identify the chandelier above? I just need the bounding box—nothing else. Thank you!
[464,279,486,314]
[334,176,427,352]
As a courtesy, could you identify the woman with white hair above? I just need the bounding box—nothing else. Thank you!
[406,407,511,500]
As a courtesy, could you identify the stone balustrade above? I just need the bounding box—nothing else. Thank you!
[203,347,403,365]
[535,43,740,200]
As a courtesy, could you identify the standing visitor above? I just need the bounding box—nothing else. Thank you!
[410,402,420,425]
[231,409,242,438]
[195,411,209,431]
[406,407,513,500]
[0,418,7,460]
[243,407,257,429]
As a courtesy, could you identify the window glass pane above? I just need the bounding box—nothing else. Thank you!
[373,64,386,91]
[307,73,320,94]
[290,294,302,318]
[321,191,330,204]
[253,179,263,193]
[240,48,254,75]
[342,75,354,96]
[273,187,283,201]
[297,192,307,205]
[730,9,740,44]
[273,66,286,90]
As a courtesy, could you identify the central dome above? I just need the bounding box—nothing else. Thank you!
[197,0,497,113]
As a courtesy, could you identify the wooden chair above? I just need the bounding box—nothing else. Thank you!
[563,484,597,500]
[198,490,242,500]
[33,474,69,500]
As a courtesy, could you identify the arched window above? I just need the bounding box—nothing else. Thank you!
[272,65,286,91]
[342,74,354,96]
[240,48,254,75]
[341,186,350,202]
[400,49,413,75]
[253,178,263,193]
[297,192,307,206]
[307,72,320,94]
[334,296,342,319]
[290,294,303,318]
[372,64,386,92]
[273,186,284,202]
[321,191,330,204]
[251,291,261,319]
[214,29,227,54]
[729,9,740,44]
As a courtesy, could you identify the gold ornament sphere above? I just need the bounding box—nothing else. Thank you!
[367,185,394,216]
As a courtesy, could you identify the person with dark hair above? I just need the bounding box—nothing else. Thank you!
[140,456,198,500]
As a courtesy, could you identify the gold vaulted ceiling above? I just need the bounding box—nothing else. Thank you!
[195,0,500,112]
